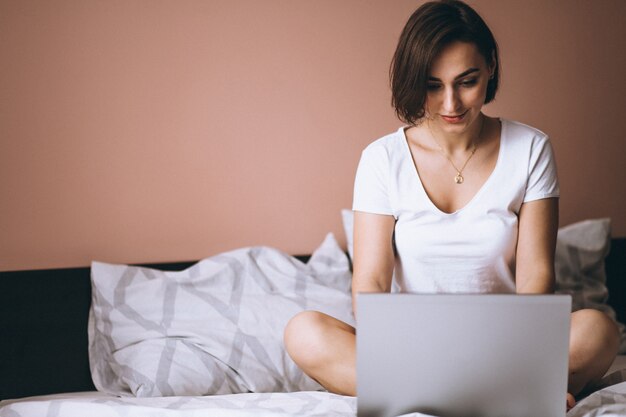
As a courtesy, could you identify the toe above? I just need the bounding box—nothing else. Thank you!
[566,392,576,411]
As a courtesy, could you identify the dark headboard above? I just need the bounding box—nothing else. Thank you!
[1,242,624,400]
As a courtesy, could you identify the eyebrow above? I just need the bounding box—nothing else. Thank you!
[428,68,480,82]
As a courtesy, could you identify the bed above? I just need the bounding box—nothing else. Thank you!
[1,217,625,417]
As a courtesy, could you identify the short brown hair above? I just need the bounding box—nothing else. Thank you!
[390,0,500,125]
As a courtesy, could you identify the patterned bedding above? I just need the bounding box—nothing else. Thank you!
[1,374,626,417]
[2,231,625,417]
[87,233,354,397]
[2,362,624,416]
[0,391,355,417]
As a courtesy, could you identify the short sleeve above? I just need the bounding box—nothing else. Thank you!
[352,144,394,215]
[524,136,560,202]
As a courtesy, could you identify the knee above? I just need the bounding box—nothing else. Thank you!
[284,310,333,369]
[571,309,620,354]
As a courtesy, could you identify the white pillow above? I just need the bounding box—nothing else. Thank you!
[88,233,355,397]
[341,210,625,353]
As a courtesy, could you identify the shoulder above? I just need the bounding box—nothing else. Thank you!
[501,119,555,160]
[362,127,406,152]
[502,119,550,144]
[360,127,407,161]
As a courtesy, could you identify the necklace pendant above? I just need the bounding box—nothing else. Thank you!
[454,173,464,184]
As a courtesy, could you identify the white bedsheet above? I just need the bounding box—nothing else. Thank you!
[2,358,625,417]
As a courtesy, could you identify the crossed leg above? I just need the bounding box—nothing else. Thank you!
[568,309,621,394]
[284,308,621,403]
[284,311,357,396]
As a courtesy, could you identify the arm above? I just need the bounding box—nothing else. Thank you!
[515,197,559,294]
[351,211,396,317]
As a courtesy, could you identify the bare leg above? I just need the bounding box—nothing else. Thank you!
[284,310,356,396]
[568,309,621,401]
[284,308,621,406]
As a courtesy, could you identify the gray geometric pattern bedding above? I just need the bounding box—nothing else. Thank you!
[553,218,626,352]
[88,233,355,397]
[2,379,626,417]
[568,377,626,417]
[0,391,357,417]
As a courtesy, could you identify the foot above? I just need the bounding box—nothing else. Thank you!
[566,392,576,411]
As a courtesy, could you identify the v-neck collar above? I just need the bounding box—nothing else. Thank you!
[400,118,506,215]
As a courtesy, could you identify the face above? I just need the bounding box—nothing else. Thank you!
[425,41,494,134]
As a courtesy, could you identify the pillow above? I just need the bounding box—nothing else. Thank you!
[341,210,625,353]
[341,209,355,261]
[88,233,355,397]
[554,218,626,353]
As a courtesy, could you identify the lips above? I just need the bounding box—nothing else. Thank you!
[441,111,468,124]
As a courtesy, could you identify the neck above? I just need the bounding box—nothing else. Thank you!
[428,113,485,154]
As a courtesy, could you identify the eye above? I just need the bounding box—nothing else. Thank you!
[427,83,441,91]
[460,78,478,87]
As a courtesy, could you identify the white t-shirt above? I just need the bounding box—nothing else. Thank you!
[352,119,559,294]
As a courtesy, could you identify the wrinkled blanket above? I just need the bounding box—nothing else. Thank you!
[2,375,626,417]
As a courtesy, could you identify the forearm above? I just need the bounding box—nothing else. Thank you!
[351,273,392,318]
[351,211,396,317]
[516,267,555,294]
[515,198,559,295]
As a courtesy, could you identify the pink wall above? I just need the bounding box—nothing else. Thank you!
[1,0,625,271]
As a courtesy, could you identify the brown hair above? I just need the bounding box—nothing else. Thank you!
[390,0,500,125]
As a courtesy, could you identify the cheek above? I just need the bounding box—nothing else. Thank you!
[464,87,488,106]
[424,93,440,110]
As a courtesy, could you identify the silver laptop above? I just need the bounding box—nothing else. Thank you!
[357,294,571,417]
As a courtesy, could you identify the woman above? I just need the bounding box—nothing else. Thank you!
[284,0,619,409]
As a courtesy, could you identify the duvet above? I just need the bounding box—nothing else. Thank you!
[1,377,626,417]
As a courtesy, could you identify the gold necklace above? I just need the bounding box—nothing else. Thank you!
[428,117,484,184]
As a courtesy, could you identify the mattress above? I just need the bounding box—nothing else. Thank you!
[1,356,625,417]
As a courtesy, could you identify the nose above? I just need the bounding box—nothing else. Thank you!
[442,87,460,114]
